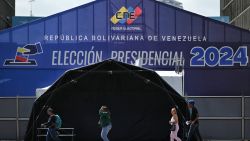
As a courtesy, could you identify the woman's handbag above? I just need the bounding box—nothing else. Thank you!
[170,124,176,131]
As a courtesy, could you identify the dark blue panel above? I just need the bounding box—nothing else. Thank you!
[204,20,209,39]
[0,32,10,43]
[144,0,156,35]
[0,43,17,62]
[12,26,28,44]
[29,21,44,43]
[61,10,77,43]
[242,31,250,43]
[110,0,123,9]
[176,11,191,36]
[127,0,142,6]
[78,5,93,42]
[159,5,175,36]
[192,15,203,37]
[0,69,65,96]
[208,21,224,42]
[94,1,107,39]
[45,16,59,44]
[185,69,250,96]
[225,26,241,42]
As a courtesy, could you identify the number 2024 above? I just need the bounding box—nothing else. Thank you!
[190,46,249,67]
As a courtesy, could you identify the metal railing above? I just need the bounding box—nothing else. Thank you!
[0,96,35,141]
[185,96,250,141]
[37,128,75,141]
[0,96,249,140]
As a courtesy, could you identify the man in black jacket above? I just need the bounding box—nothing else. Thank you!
[41,108,61,141]
[186,100,202,141]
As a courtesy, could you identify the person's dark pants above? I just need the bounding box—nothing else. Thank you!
[46,128,61,141]
[187,123,202,141]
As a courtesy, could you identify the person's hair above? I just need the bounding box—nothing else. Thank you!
[101,105,109,112]
[47,108,54,114]
[188,100,195,105]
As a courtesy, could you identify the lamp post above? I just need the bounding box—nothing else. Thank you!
[29,0,35,16]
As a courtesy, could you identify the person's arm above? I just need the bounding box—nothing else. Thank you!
[169,115,178,124]
[191,114,199,124]
[191,108,199,124]
[98,110,104,125]
[41,117,51,127]
[173,115,179,124]
[43,116,56,128]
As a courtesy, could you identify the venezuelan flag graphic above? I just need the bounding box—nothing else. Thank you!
[14,47,30,62]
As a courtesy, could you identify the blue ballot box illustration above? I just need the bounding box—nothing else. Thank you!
[3,42,43,66]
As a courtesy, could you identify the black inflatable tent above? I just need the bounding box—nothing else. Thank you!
[25,59,188,141]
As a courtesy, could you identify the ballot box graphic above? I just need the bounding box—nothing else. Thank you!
[3,42,43,66]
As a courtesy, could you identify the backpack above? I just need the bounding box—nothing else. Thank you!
[55,115,62,129]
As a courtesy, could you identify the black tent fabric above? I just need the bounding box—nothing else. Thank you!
[25,59,188,141]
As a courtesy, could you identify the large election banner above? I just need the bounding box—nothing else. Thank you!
[0,0,249,96]
[0,41,248,69]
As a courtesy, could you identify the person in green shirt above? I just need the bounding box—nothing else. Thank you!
[98,106,112,141]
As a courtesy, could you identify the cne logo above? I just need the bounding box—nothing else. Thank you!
[111,6,142,25]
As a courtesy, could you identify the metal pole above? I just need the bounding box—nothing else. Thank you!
[29,0,35,17]
[16,96,20,141]
[72,129,74,141]
[30,1,32,16]
[182,58,185,96]
[242,96,245,140]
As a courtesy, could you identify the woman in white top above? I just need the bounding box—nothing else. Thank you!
[169,108,182,141]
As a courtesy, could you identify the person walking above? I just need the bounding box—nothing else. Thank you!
[186,100,203,141]
[41,108,62,141]
[98,106,112,141]
[169,107,182,141]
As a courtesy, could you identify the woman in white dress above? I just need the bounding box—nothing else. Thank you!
[169,108,182,141]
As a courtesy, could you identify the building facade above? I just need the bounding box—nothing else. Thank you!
[0,0,15,30]
[221,0,250,30]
